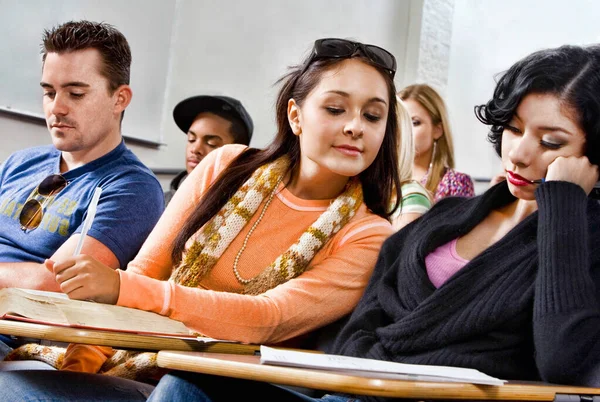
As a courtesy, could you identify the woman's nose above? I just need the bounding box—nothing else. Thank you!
[343,115,364,139]
[508,134,535,167]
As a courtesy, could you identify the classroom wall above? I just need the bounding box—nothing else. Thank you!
[0,0,423,190]
[157,0,423,173]
[445,0,600,185]
[3,0,598,193]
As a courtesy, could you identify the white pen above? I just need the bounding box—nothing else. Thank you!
[73,187,102,256]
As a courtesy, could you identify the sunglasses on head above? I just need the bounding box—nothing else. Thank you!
[19,174,68,232]
[308,38,397,78]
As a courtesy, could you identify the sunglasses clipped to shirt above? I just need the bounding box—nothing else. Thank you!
[19,174,68,232]
[308,38,397,78]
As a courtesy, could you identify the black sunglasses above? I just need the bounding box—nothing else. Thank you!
[19,174,68,232]
[309,38,397,78]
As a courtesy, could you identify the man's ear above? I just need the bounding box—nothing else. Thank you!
[287,98,302,135]
[113,84,132,115]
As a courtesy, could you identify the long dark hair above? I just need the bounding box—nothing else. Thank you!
[171,49,402,263]
[475,44,600,165]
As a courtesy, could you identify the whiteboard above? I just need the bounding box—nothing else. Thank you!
[0,0,176,143]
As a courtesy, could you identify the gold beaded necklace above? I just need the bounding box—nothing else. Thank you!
[232,175,284,285]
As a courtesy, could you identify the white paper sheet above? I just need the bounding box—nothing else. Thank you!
[259,345,506,386]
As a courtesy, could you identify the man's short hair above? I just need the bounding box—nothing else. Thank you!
[41,20,131,94]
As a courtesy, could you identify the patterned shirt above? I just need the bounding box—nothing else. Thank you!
[421,168,475,203]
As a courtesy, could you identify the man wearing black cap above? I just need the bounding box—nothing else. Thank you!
[165,95,254,205]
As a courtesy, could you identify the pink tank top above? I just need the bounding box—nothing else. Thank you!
[425,238,470,288]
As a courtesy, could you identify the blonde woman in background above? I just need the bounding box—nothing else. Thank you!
[391,97,431,231]
[399,84,474,202]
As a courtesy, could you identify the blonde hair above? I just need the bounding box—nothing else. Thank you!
[396,96,415,184]
[398,84,455,195]
[390,96,432,217]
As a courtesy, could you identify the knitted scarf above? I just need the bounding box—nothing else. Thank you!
[5,155,365,381]
[172,155,363,294]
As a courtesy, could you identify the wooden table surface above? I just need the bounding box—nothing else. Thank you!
[0,319,259,354]
[157,351,600,401]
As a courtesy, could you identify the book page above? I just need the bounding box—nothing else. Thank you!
[0,288,69,324]
[0,288,194,337]
[259,346,506,386]
[197,336,237,343]
[18,289,68,299]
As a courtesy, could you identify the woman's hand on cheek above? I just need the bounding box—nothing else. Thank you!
[51,255,120,305]
[546,156,599,195]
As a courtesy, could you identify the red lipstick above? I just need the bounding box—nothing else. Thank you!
[506,171,533,186]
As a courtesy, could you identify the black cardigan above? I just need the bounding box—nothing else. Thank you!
[331,181,600,401]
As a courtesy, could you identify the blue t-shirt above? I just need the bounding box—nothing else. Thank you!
[0,141,164,268]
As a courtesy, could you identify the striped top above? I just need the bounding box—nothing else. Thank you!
[400,180,432,214]
[390,180,432,220]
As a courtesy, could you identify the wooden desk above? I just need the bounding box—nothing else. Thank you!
[0,320,259,354]
[156,351,600,401]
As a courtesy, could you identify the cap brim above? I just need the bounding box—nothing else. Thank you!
[172,96,232,134]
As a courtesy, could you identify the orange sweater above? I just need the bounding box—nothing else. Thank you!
[62,145,392,371]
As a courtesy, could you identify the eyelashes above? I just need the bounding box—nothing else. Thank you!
[504,125,565,150]
[324,107,382,122]
[539,140,562,150]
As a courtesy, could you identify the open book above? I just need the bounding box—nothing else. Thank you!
[0,288,197,339]
[260,346,506,386]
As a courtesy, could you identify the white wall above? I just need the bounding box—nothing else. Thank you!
[5,1,600,193]
[415,0,454,93]
[446,0,600,184]
[160,0,420,156]
[0,0,175,144]
[0,0,422,190]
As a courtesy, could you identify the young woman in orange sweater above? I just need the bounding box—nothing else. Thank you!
[1,38,420,395]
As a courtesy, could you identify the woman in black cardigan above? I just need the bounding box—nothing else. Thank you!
[330,45,600,390]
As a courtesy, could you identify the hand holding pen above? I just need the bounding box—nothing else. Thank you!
[44,187,121,304]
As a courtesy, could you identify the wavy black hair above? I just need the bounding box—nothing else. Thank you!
[474,44,600,165]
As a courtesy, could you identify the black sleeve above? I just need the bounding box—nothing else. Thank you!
[533,181,600,386]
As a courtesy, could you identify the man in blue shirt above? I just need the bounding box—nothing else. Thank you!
[0,20,164,292]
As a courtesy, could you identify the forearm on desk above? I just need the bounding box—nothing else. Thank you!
[0,235,121,291]
[118,235,381,345]
[0,262,60,291]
